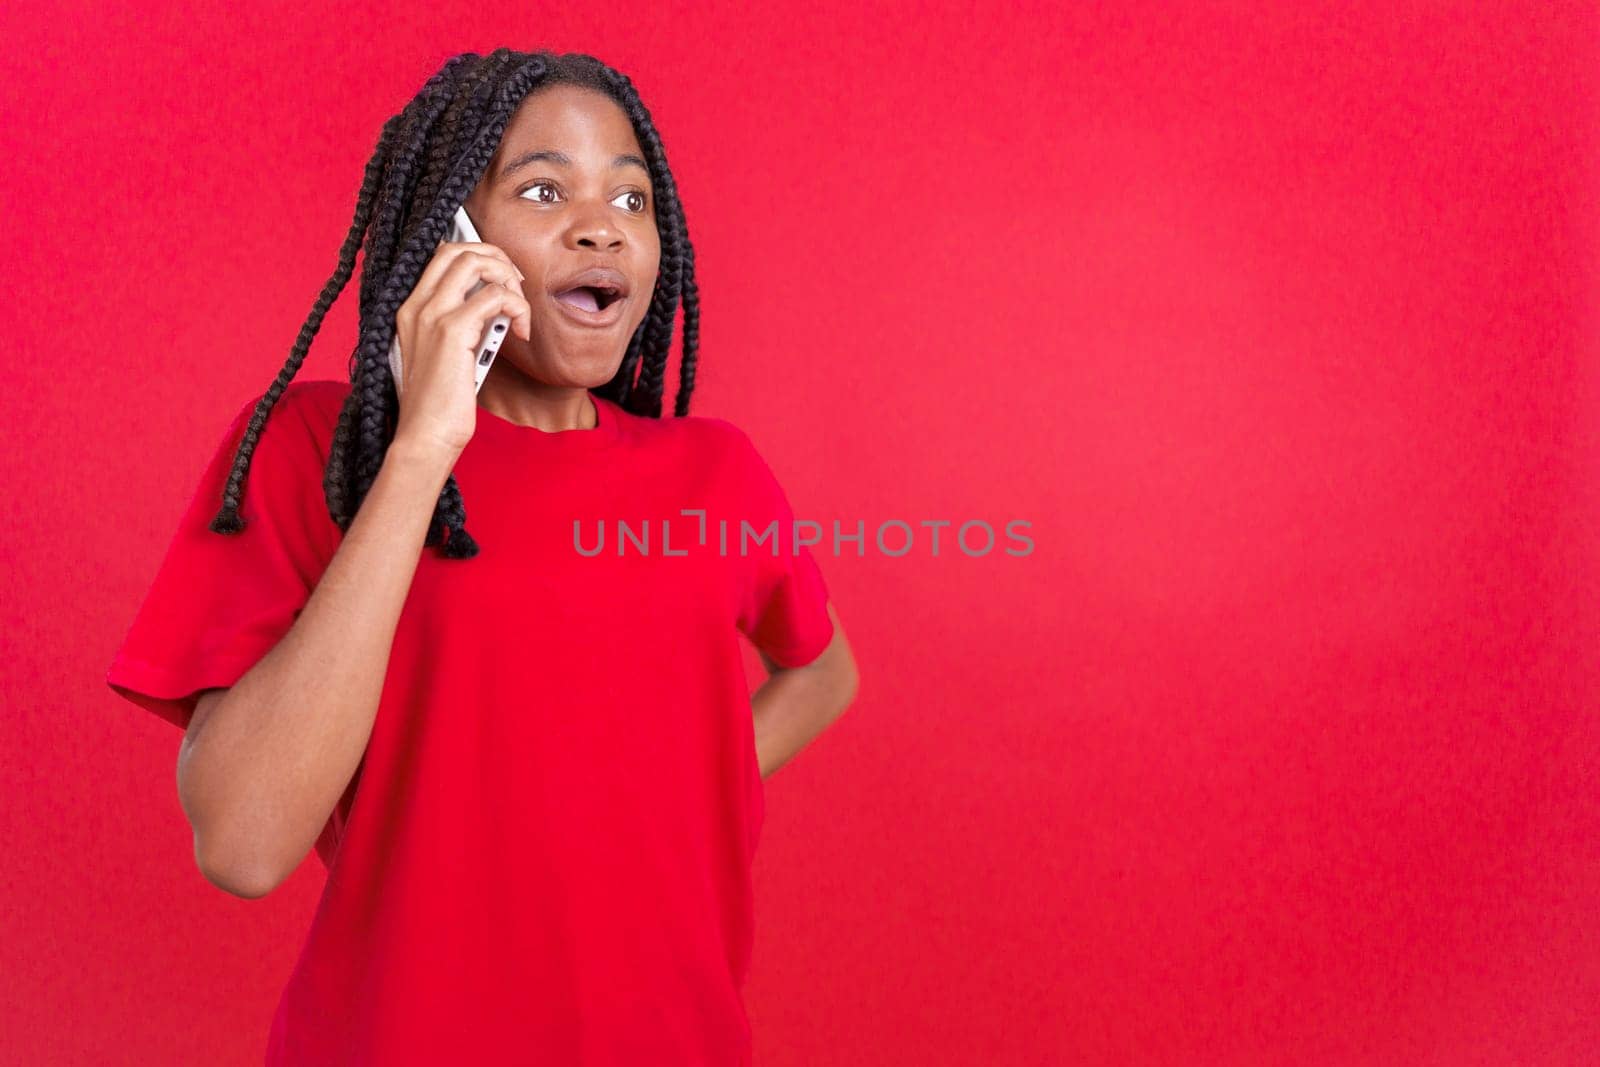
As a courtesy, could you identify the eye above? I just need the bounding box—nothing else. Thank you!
[520,181,561,205]
[613,189,648,213]
[518,181,648,213]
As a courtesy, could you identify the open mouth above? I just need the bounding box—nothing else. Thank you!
[553,285,623,314]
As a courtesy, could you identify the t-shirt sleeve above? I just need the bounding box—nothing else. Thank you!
[728,426,835,669]
[106,388,340,731]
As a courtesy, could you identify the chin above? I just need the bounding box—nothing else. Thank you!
[564,353,628,387]
[509,347,629,390]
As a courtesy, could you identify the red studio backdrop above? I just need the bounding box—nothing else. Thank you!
[2,3,1596,1065]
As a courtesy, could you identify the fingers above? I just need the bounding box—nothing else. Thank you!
[434,247,525,314]
[401,241,525,329]
[442,274,533,345]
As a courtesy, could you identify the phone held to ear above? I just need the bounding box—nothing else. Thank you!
[388,205,513,397]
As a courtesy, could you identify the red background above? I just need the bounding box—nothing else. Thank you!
[3,2,1597,1064]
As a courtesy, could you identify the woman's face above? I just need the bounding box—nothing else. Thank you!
[464,84,661,390]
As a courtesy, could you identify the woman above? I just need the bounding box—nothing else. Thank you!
[106,48,859,1065]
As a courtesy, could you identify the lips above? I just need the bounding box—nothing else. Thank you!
[548,265,629,329]
[550,266,628,313]
[548,288,627,328]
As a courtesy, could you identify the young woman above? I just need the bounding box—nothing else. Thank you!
[106,48,859,1065]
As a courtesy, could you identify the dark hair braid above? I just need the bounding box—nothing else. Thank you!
[675,234,701,418]
[207,48,701,559]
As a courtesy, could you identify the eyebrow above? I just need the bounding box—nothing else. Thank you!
[497,149,650,184]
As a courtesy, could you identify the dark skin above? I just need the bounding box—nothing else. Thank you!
[462,84,657,432]
[460,84,859,774]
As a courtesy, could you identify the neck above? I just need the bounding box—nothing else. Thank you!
[477,384,597,432]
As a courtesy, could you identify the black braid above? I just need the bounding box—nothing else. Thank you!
[207,49,701,560]
[675,222,700,417]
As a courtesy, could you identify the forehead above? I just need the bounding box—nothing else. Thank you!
[495,84,642,161]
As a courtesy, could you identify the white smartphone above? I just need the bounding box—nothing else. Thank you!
[388,205,513,397]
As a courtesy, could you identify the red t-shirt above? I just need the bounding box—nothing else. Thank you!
[105,379,834,1065]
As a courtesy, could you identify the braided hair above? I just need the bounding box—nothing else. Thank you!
[206,48,699,559]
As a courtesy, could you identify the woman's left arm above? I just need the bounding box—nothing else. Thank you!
[751,602,859,779]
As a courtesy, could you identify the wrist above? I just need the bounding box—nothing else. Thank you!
[385,434,460,482]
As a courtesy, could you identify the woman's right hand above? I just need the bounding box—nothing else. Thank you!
[390,240,532,460]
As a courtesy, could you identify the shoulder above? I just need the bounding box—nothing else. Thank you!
[223,379,350,462]
[668,413,769,488]
[677,413,757,456]
[663,413,798,511]
[197,382,349,505]
[282,378,352,428]
[251,378,349,435]
[599,397,758,466]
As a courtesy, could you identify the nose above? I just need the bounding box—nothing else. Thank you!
[565,205,625,252]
